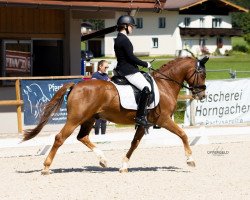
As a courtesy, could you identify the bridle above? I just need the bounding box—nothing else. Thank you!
[185,61,207,95]
[150,59,206,95]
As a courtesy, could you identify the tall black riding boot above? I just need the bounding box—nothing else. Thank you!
[135,86,152,127]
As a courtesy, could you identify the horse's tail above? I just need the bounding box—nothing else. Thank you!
[22,82,75,142]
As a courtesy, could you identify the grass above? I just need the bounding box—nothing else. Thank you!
[232,36,250,48]
[205,54,250,79]
[141,37,250,80]
[148,53,250,80]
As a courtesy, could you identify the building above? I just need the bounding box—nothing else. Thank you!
[0,0,166,133]
[1,0,247,80]
[104,0,248,57]
[0,0,248,133]
[0,0,166,80]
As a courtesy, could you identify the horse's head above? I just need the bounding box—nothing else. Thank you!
[185,56,208,100]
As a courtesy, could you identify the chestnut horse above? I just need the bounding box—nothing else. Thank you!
[23,56,208,175]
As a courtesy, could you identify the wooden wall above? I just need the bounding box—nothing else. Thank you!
[0,7,65,39]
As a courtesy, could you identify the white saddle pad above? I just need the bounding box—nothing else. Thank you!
[111,76,160,110]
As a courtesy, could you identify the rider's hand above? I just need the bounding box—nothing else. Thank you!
[147,62,151,69]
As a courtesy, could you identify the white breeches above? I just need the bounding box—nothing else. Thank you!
[125,72,152,91]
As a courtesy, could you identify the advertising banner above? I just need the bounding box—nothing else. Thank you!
[5,50,31,77]
[21,79,82,125]
[185,79,250,126]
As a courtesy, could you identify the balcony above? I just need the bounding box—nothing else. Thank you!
[180,27,243,37]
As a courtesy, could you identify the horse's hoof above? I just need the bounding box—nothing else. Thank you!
[187,161,196,167]
[41,169,50,175]
[119,168,128,173]
[99,159,107,168]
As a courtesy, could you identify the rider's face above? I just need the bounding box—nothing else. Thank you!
[128,25,134,34]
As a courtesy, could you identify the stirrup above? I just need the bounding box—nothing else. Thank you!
[135,117,153,128]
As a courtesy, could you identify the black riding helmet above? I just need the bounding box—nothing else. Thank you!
[117,15,137,27]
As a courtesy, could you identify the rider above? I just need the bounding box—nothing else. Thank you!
[114,15,152,127]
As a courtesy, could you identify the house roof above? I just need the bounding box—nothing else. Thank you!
[0,0,166,10]
[0,0,247,13]
[165,0,248,12]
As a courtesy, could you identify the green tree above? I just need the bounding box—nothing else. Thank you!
[244,33,250,45]
[232,13,250,34]
[229,0,250,8]
[229,0,250,34]
[82,19,104,30]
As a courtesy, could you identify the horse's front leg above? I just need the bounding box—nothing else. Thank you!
[119,126,145,173]
[161,117,195,167]
[77,120,107,168]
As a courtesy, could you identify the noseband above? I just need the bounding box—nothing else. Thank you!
[151,60,206,95]
[185,61,206,95]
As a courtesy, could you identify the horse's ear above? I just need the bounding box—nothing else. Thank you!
[200,56,209,64]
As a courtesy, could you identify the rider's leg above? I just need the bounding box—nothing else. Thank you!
[125,72,152,127]
[125,72,151,91]
[135,86,152,126]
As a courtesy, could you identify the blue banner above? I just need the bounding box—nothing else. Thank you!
[21,79,82,125]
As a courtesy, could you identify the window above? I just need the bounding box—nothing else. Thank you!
[199,18,205,28]
[158,17,166,28]
[183,40,193,49]
[199,38,206,46]
[184,17,191,27]
[136,18,143,29]
[199,38,209,54]
[152,38,158,48]
[217,37,223,48]
[212,18,222,28]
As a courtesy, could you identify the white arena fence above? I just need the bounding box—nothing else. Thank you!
[207,69,250,79]
[0,76,192,134]
[1,76,250,134]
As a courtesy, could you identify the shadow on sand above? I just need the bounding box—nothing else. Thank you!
[16,165,190,174]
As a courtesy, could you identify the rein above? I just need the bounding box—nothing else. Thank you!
[150,66,206,94]
[150,68,192,90]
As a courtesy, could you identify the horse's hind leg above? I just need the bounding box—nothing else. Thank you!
[77,119,107,168]
[119,126,145,173]
[162,117,195,167]
[42,121,78,175]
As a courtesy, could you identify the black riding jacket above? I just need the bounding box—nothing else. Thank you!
[114,32,148,76]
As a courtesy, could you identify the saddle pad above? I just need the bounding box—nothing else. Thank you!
[111,77,160,110]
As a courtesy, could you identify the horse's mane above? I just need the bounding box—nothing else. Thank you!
[152,57,194,77]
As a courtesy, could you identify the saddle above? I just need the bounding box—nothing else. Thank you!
[111,69,155,105]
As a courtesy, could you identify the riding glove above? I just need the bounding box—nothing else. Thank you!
[147,62,151,69]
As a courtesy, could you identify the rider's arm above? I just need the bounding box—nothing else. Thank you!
[123,38,148,68]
